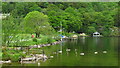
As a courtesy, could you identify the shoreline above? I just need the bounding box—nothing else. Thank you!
[29,40,62,49]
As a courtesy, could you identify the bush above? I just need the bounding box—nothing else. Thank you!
[33,38,37,42]
[40,37,48,44]
[2,49,26,62]
[40,36,56,44]
[55,37,61,41]
[47,37,55,44]
[25,41,36,46]
[19,52,26,58]
[10,54,20,62]
[2,52,10,61]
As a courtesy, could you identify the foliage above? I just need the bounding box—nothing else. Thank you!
[87,26,96,35]
[2,52,10,61]
[40,36,56,44]
[22,11,55,38]
[10,54,20,62]
[47,37,56,44]
[32,38,37,42]
[2,2,119,46]
[2,15,23,46]
[2,49,26,62]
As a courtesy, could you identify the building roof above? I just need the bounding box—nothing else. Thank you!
[93,32,100,34]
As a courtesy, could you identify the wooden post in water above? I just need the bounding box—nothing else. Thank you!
[27,46,30,55]
[42,49,45,61]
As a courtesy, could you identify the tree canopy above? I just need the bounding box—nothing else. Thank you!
[23,11,54,38]
[2,2,119,36]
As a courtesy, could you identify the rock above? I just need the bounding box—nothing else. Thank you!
[35,54,48,59]
[17,47,21,50]
[47,44,50,46]
[23,51,26,54]
[0,61,3,64]
[38,45,41,48]
[36,58,42,61]
[21,61,36,64]
[33,45,38,48]
[0,60,11,63]
[42,44,44,46]
[21,57,36,61]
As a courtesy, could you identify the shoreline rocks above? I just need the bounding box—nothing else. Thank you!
[21,54,48,63]
[0,60,11,64]
[29,41,61,49]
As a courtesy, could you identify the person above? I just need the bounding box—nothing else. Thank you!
[31,34,34,38]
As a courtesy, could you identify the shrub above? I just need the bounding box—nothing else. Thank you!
[2,50,25,62]
[10,54,20,62]
[40,36,56,44]
[19,52,26,58]
[47,37,56,44]
[25,41,36,46]
[40,37,48,44]
[33,38,37,42]
[54,36,61,41]
[2,52,10,61]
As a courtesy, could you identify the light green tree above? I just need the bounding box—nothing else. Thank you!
[2,15,21,46]
[23,11,54,38]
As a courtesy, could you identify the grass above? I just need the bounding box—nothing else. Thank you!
[7,34,59,47]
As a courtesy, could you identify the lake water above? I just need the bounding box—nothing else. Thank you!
[2,37,119,66]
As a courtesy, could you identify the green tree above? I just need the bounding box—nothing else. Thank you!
[23,11,54,38]
[87,26,96,34]
[2,15,22,46]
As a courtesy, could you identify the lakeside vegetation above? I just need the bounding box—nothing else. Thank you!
[1,2,120,62]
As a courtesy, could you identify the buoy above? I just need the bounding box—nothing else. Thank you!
[75,52,77,55]
[50,56,54,58]
[58,51,62,53]
[66,49,70,51]
[80,53,84,55]
[53,52,57,54]
[94,52,98,54]
[103,51,107,53]
[75,49,77,51]
[38,62,40,66]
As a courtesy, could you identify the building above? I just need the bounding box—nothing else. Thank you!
[93,32,101,37]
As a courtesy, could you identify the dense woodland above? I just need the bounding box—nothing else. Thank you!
[2,2,119,36]
[2,2,120,45]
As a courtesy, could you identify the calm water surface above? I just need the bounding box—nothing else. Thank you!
[3,37,119,66]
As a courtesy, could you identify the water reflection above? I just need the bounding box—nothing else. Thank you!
[60,37,118,66]
[3,37,118,66]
